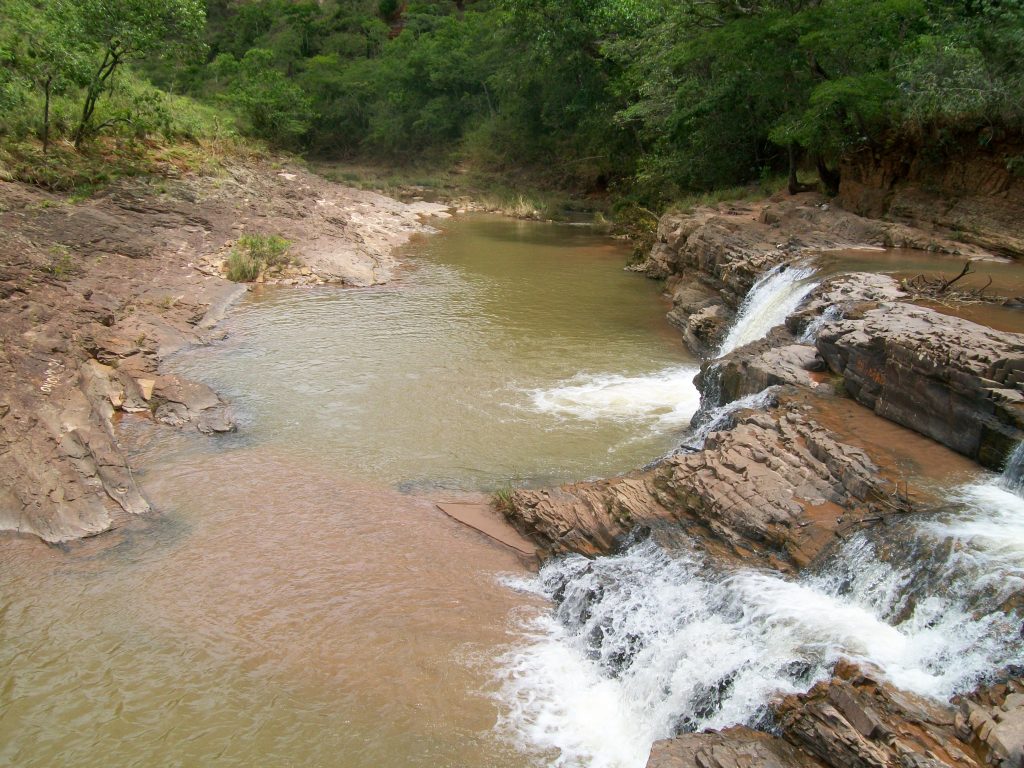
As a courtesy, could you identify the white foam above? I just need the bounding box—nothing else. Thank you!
[799,304,843,343]
[680,389,776,451]
[718,265,819,356]
[917,481,1024,602]
[496,536,1022,768]
[528,366,701,427]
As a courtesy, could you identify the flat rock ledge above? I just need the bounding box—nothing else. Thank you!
[815,301,1024,470]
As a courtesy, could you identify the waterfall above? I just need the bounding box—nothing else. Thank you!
[799,304,843,343]
[1001,442,1024,496]
[497,489,1024,768]
[716,264,819,357]
[678,389,777,452]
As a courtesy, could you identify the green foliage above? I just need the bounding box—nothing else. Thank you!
[70,0,208,146]
[226,234,293,282]
[5,0,1024,205]
[225,48,314,145]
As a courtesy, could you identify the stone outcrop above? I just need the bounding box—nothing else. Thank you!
[647,665,1024,768]
[646,727,826,768]
[0,157,448,542]
[506,394,897,571]
[816,302,1024,470]
[703,333,825,408]
[956,679,1024,767]
[776,664,982,768]
[639,196,993,357]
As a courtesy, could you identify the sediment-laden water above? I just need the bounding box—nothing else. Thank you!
[2,217,1021,768]
[0,217,699,768]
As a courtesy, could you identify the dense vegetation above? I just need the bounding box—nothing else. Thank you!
[2,0,1022,205]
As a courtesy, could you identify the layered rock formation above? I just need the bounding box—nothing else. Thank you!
[816,303,1024,470]
[0,159,448,542]
[508,393,899,571]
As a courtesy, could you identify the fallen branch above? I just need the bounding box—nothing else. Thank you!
[937,260,974,293]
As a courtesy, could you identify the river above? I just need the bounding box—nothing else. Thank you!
[2,217,1021,768]
[0,217,698,767]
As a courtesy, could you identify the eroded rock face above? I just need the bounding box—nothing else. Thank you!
[647,666,1024,768]
[816,302,1024,470]
[956,679,1024,767]
[838,136,1024,259]
[774,663,1001,768]
[506,396,894,570]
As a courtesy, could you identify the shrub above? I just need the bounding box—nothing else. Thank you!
[225,233,292,282]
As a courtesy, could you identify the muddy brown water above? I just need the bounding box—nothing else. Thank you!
[0,217,697,767]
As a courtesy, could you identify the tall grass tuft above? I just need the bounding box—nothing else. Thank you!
[226,234,293,282]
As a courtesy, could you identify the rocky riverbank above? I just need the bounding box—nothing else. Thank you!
[501,191,1024,767]
[0,158,448,542]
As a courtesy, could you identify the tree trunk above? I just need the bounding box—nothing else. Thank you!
[73,49,120,150]
[816,155,841,197]
[787,144,815,195]
[42,76,51,154]
[73,86,100,149]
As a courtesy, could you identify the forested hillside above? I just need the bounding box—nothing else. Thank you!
[2,0,1023,204]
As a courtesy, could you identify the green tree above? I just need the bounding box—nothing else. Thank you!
[227,48,315,146]
[0,0,89,151]
[70,0,206,147]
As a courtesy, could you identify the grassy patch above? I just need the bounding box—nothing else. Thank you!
[43,245,79,280]
[0,132,265,198]
[667,175,790,214]
[492,486,516,514]
[226,234,294,282]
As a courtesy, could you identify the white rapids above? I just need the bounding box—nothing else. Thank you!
[528,366,702,429]
[495,442,1024,768]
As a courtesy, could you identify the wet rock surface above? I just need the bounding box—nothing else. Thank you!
[0,159,447,542]
[506,393,898,571]
[515,190,1024,768]
[647,666,1024,768]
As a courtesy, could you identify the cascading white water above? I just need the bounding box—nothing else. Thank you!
[717,264,819,357]
[528,366,701,428]
[497,490,1024,768]
[678,389,777,451]
[799,304,843,343]
[1000,441,1024,496]
[527,263,820,440]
